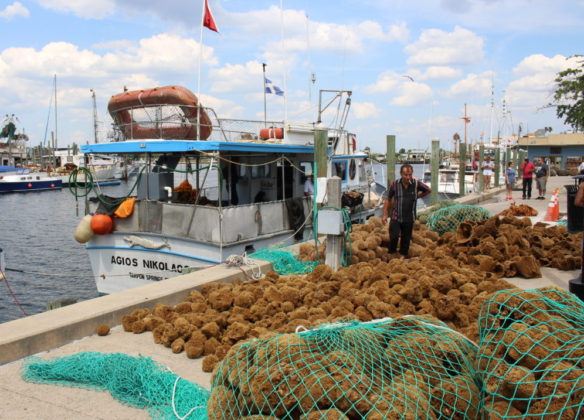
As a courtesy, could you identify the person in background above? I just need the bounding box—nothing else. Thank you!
[382,164,431,258]
[504,162,517,201]
[576,181,584,207]
[481,155,495,189]
[535,157,550,199]
[578,160,584,175]
[303,174,314,196]
[522,158,535,199]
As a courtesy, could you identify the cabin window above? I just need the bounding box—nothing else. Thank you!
[333,160,347,181]
[349,159,357,180]
[549,147,562,154]
[298,161,313,184]
[251,165,271,178]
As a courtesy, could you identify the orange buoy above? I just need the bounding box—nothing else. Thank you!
[259,127,284,140]
[90,214,114,235]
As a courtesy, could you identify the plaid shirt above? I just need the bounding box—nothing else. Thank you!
[385,178,430,223]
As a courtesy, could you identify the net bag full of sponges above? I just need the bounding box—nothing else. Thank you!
[207,315,480,419]
[476,287,584,419]
[426,204,492,236]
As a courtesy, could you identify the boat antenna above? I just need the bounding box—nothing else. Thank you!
[280,0,288,123]
[262,63,267,127]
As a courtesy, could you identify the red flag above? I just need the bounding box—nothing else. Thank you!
[203,0,219,33]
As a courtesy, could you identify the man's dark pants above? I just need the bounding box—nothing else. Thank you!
[522,177,533,199]
[389,220,414,256]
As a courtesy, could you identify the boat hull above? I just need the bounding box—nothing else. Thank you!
[0,179,62,193]
[87,230,300,294]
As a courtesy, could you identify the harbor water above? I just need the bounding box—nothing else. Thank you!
[0,163,428,323]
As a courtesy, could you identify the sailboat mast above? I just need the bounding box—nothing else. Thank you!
[91,89,98,143]
[54,75,58,152]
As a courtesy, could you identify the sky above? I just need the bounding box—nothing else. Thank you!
[0,0,583,153]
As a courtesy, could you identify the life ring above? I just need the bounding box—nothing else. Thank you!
[107,85,213,140]
[259,127,284,140]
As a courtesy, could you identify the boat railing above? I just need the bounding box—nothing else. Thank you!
[110,104,285,142]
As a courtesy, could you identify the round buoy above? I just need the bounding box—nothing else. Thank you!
[50,183,55,188]
[90,214,114,235]
[27,183,33,188]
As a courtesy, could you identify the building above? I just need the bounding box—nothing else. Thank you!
[518,133,584,173]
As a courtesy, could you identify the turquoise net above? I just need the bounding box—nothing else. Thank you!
[208,315,480,419]
[426,204,492,236]
[250,247,318,275]
[21,352,210,420]
[476,287,584,419]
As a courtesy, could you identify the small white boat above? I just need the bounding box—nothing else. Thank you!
[423,169,478,195]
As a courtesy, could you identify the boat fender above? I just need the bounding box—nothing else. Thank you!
[74,214,95,243]
[91,214,114,235]
[123,235,170,250]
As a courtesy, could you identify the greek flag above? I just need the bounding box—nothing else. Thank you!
[265,78,284,96]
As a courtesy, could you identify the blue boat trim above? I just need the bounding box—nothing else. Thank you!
[86,245,221,264]
[82,140,315,154]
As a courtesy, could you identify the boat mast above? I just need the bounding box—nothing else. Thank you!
[90,89,99,143]
[54,74,58,158]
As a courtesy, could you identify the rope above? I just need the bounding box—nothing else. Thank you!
[0,266,29,316]
[171,376,205,420]
[4,267,85,278]
[224,254,263,280]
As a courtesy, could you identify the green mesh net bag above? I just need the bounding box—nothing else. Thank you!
[426,204,492,236]
[250,248,318,275]
[207,315,480,419]
[20,352,210,420]
[476,287,584,419]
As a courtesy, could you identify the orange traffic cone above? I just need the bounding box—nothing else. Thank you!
[544,188,559,222]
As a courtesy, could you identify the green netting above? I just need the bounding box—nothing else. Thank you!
[426,204,492,236]
[476,287,584,419]
[208,315,480,419]
[20,352,210,420]
[418,199,458,224]
[250,248,319,275]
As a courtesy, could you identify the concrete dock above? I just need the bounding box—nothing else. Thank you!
[0,175,581,419]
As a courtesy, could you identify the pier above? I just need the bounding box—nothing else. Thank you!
[0,175,581,419]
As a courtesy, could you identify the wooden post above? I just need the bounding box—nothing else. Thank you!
[430,139,439,205]
[315,129,328,180]
[494,147,501,187]
[325,177,342,270]
[458,143,466,197]
[386,135,396,186]
[479,145,485,192]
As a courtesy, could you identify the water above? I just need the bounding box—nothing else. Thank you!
[0,182,133,323]
[0,162,428,324]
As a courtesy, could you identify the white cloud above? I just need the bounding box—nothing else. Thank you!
[39,0,116,19]
[352,102,381,119]
[405,26,484,66]
[230,6,408,55]
[364,71,402,94]
[505,54,581,109]
[446,71,494,98]
[0,2,29,19]
[208,61,264,94]
[392,82,433,107]
[409,66,462,80]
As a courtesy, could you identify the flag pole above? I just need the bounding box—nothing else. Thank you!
[197,0,206,140]
[280,0,287,124]
[262,63,267,127]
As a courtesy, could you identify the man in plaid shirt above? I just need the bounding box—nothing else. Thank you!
[381,164,431,257]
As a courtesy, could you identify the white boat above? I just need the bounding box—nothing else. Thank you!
[75,86,383,294]
[52,151,117,185]
[422,168,478,195]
